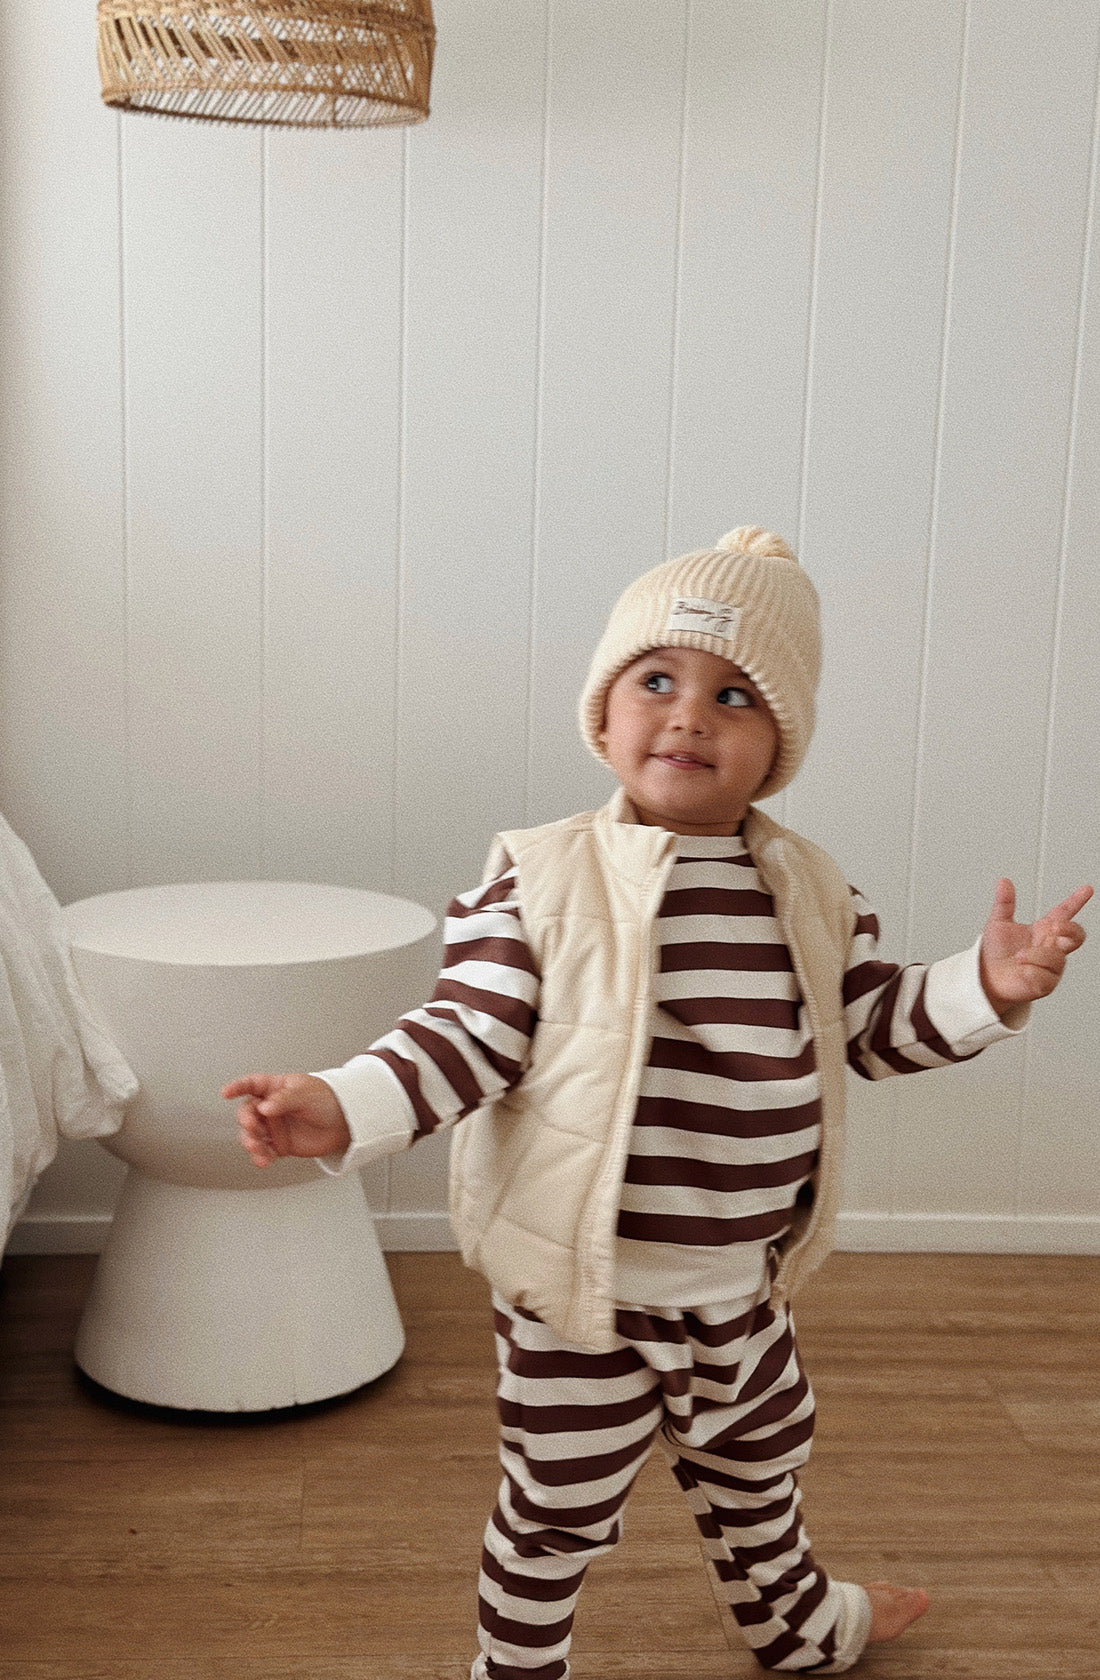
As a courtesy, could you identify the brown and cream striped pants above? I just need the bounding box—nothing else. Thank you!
[472,1283,871,1678]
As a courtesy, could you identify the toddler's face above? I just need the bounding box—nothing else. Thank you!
[598,646,778,835]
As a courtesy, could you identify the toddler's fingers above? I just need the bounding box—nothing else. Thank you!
[1056,883,1093,919]
[237,1125,272,1166]
[255,1080,314,1119]
[987,878,1016,922]
[1034,884,1093,931]
[1029,919,1086,956]
[235,1100,264,1136]
[222,1073,280,1102]
[1012,949,1065,995]
[237,1106,277,1165]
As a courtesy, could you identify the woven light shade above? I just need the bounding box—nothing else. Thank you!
[97,0,435,128]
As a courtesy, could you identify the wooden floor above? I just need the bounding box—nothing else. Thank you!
[1,1249,1098,1680]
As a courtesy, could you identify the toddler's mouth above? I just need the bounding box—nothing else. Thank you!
[655,751,712,769]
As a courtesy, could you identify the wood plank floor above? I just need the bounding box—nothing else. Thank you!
[1,1248,1097,1679]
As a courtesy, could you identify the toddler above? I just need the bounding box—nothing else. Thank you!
[226,527,1090,1676]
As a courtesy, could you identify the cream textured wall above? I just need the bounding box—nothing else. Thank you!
[3,0,1098,1254]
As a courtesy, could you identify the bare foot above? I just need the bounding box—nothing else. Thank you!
[865,1581,931,1642]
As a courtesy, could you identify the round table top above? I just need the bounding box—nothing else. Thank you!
[61,881,436,968]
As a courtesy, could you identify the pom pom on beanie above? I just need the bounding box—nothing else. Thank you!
[578,526,820,800]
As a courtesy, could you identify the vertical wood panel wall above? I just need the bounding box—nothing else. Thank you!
[3,0,1098,1254]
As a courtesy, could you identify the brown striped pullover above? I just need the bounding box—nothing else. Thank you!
[322,815,1019,1316]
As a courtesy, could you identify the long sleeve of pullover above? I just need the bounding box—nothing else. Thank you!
[317,862,1021,1177]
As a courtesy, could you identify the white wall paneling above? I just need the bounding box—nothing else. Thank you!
[3,0,1098,1255]
[262,125,406,892]
[123,120,267,886]
[787,0,968,1213]
[0,1,130,905]
[384,0,550,1220]
[393,0,546,903]
[1016,30,1100,1218]
[891,0,1100,1223]
[668,0,828,551]
[524,0,691,826]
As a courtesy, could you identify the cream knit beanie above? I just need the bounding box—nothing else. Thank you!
[578,526,820,800]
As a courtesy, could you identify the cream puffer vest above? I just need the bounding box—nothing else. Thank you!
[448,790,857,1352]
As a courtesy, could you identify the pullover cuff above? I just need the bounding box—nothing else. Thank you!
[312,1054,416,1175]
[924,938,1030,1052]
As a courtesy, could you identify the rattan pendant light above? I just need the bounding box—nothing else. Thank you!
[97,0,435,128]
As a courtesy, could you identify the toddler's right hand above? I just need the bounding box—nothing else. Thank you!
[222,1072,352,1167]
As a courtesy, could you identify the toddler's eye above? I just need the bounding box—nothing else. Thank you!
[644,673,674,693]
[717,686,752,708]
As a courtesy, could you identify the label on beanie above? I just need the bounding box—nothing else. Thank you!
[665,597,741,641]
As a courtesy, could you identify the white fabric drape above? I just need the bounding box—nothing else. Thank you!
[0,818,136,1242]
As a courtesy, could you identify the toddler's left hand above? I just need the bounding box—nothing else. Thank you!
[979,879,1092,1016]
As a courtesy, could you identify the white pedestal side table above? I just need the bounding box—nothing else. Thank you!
[61,881,437,1411]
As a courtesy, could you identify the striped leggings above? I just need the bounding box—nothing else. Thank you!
[472,1284,871,1678]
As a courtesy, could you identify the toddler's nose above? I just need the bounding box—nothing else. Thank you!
[670,690,707,732]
